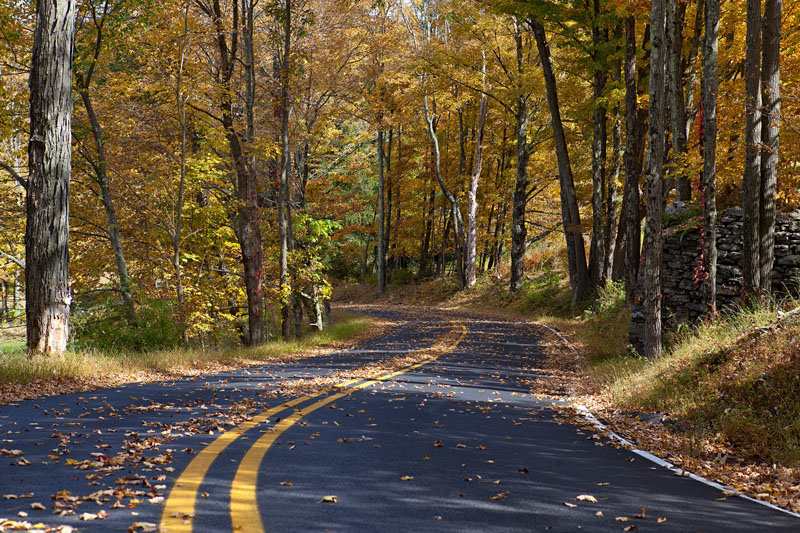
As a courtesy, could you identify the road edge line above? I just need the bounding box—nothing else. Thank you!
[539,319,800,520]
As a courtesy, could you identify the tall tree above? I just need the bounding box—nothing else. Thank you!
[377,127,386,296]
[741,0,762,297]
[530,17,590,306]
[702,0,719,316]
[759,0,782,293]
[465,52,488,289]
[26,0,75,355]
[622,14,641,304]
[279,0,293,340]
[642,0,668,358]
[74,0,136,321]
[587,0,608,292]
[199,0,264,345]
[667,0,691,202]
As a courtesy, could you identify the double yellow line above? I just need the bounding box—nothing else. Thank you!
[160,323,467,532]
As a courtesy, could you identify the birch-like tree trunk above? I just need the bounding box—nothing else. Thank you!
[279,0,293,340]
[642,0,668,358]
[466,54,488,289]
[26,0,75,356]
[423,95,466,290]
[703,0,719,316]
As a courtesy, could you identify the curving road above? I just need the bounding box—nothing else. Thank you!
[0,309,797,532]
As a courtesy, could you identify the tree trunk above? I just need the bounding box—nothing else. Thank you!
[384,129,393,280]
[759,0,781,293]
[531,18,590,306]
[419,179,435,278]
[423,95,465,290]
[26,0,75,356]
[466,55,488,289]
[702,0,719,316]
[603,100,622,282]
[623,15,642,304]
[73,10,136,322]
[174,0,190,340]
[510,23,529,294]
[588,0,608,292]
[668,0,691,202]
[76,84,136,322]
[642,0,668,358]
[377,128,386,296]
[742,0,762,297]
[278,0,292,341]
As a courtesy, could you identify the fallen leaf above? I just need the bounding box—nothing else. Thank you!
[433,440,443,447]
[595,511,603,517]
[518,468,529,474]
[319,495,338,503]
[30,502,46,510]
[128,522,158,532]
[400,475,414,481]
[80,512,98,521]
[280,482,293,486]
[633,508,646,519]
[624,526,638,532]
[576,494,598,503]
[657,517,667,523]
[490,492,510,500]
[563,502,577,508]
[615,517,630,522]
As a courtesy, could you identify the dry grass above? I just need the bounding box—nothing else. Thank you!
[0,312,374,390]
[601,298,800,464]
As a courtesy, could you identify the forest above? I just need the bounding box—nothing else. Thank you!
[0,0,797,357]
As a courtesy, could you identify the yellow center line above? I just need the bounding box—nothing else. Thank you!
[229,323,468,533]
[159,394,316,532]
[160,371,373,532]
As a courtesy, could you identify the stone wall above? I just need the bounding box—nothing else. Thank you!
[629,208,800,352]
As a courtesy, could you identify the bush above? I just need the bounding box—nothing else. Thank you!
[73,299,184,353]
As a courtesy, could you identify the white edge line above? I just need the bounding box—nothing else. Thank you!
[541,321,800,520]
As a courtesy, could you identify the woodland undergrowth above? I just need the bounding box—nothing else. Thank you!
[0,312,373,387]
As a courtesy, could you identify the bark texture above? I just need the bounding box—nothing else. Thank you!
[622,15,641,303]
[759,0,782,293]
[642,0,668,358]
[741,0,762,297]
[703,0,719,315]
[26,0,75,356]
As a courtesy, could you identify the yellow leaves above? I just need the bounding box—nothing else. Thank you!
[400,475,414,481]
[576,494,598,502]
[318,495,338,503]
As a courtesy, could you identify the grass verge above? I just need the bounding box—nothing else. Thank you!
[0,311,374,390]
[599,298,800,465]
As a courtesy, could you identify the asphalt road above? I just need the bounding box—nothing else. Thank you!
[0,308,797,532]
